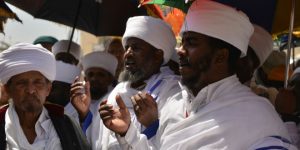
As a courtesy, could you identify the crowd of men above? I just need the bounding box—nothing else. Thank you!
[0,0,300,149]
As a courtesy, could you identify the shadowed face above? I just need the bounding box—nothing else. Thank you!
[119,37,163,83]
[178,32,216,91]
[85,67,114,100]
[236,47,260,84]
[6,71,51,113]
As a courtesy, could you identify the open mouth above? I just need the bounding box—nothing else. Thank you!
[179,57,190,67]
[125,59,136,69]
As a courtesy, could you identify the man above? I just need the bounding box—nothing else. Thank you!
[52,40,82,65]
[236,24,278,104]
[46,60,81,107]
[96,16,181,149]
[101,0,295,149]
[237,24,273,84]
[0,43,90,149]
[33,35,58,51]
[105,37,125,79]
[70,51,117,150]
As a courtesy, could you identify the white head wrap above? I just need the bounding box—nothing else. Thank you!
[249,24,273,67]
[55,61,81,84]
[122,16,176,64]
[81,51,118,76]
[181,0,254,57]
[52,40,82,60]
[0,43,56,84]
[292,67,300,77]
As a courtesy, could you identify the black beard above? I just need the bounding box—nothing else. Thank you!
[90,87,106,100]
[118,69,146,83]
[181,56,212,90]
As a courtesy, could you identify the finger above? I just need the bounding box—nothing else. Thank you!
[144,93,156,106]
[73,76,80,83]
[85,81,91,98]
[116,94,127,109]
[130,96,137,106]
[99,103,113,111]
[135,92,146,108]
[99,99,108,109]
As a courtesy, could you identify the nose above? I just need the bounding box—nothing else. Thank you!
[124,47,134,59]
[177,45,187,57]
[26,82,37,94]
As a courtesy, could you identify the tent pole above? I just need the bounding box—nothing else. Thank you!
[284,0,296,88]
[67,0,83,53]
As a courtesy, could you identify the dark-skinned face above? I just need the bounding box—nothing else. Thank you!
[178,32,216,93]
[85,67,114,100]
[236,47,260,84]
[5,71,51,113]
[119,37,163,83]
[46,81,71,106]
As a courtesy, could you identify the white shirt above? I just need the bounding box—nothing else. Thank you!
[65,92,110,150]
[160,75,294,150]
[103,66,181,149]
[5,104,61,150]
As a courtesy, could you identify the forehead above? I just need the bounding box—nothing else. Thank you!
[125,37,152,47]
[85,67,111,75]
[9,71,47,82]
[182,31,211,40]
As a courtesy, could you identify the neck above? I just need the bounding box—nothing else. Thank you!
[15,108,41,129]
[191,71,233,96]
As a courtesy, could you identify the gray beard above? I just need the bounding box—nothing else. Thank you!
[118,69,146,83]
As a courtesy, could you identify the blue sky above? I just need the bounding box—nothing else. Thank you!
[0,3,80,45]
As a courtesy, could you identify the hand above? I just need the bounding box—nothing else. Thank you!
[99,95,131,136]
[275,88,297,115]
[131,91,158,127]
[70,76,91,122]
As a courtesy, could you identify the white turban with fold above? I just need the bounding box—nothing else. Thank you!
[52,40,82,60]
[249,24,273,67]
[181,0,254,57]
[0,43,56,84]
[122,16,176,64]
[81,51,118,76]
[55,61,81,84]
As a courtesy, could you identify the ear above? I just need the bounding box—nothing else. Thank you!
[3,84,11,97]
[214,48,229,64]
[155,49,164,65]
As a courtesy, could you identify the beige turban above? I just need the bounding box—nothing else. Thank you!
[0,43,56,84]
[55,61,81,84]
[81,51,118,76]
[181,0,254,57]
[249,24,273,67]
[52,40,82,60]
[122,16,176,64]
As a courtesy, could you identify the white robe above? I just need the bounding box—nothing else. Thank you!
[5,104,62,150]
[65,93,109,150]
[160,75,293,150]
[102,66,181,149]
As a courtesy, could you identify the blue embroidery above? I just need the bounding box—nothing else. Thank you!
[81,111,93,134]
[142,119,159,139]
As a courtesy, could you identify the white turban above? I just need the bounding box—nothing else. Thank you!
[122,16,176,64]
[81,51,118,76]
[55,61,81,84]
[249,24,273,67]
[181,0,254,57]
[0,43,56,84]
[292,67,300,77]
[52,40,82,60]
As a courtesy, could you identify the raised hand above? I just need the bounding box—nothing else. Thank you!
[70,76,91,122]
[99,94,131,136]
[131,91,158,127]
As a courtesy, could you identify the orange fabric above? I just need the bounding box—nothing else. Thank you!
[164,8,185,36]
[267,65,293,81]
